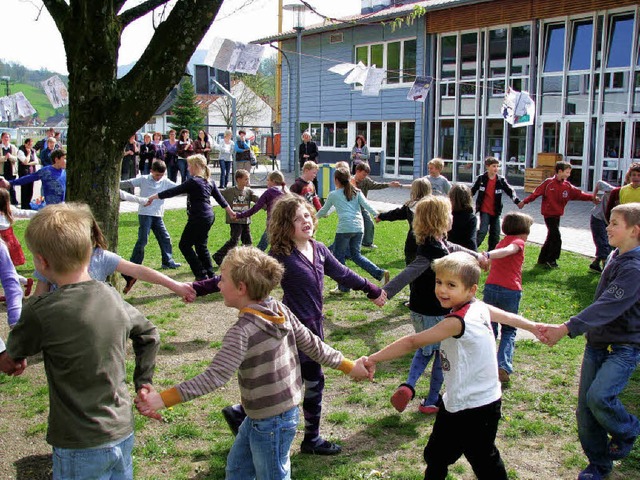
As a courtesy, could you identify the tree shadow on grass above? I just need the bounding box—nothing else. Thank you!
[158,339,212,356]
[15,453,52,480]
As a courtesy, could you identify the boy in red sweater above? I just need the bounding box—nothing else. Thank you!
[518,161,596,268]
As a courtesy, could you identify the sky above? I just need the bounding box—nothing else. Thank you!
[2,0,361,75]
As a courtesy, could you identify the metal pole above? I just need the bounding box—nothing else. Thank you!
[268,43,292,173]
[294,26,302,178]
[211,78,237,186]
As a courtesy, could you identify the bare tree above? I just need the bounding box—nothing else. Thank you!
[41,0,223,248]
[208,80,267,127]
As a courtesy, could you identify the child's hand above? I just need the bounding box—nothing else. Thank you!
[537,323,568,347]
[349,357,372,381]
[363,357,377,380]
[134,384,164,421]
[374,215,381,223]
[175,282,197,302]
[390,181,402,188]
[517,201,525,209]
[372,290,387,307]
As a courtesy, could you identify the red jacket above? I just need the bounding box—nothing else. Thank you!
[522,176,592,217]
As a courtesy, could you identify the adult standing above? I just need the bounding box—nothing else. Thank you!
[217,130,234,189]
[163,130,179,183]
[299,131,319,190]
[17,138,39,209]
[0,132,19,206]
[139,133,157,175]
[39,137,57,167]
[350,135,370,174]
[234,130,252,173]
[121,135,139,194]
[177,129,194,184]
[194,130,212,164]
[152,132,166,161]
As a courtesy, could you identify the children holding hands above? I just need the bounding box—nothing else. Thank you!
[135,246,371,480]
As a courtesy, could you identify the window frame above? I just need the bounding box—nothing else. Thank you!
[353,37,417,87]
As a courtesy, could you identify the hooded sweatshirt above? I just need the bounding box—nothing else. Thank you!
[565,246,640,347]
[160,297,354,419]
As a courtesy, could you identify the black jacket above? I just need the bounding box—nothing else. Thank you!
[298,141,319,165]
[471,173,520,216]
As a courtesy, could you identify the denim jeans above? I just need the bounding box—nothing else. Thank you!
[484,284,522,374]
[177,157,189,184]
[53,433,134,480]
[257,229,269,251]
[361,206,375,246]
[130,215,174,266]
[407,312,444,405]
[333,232,384,291]
[577,343,640,474]
[476,212,501,251]
[590,216,611,261]
[226,406,299,480]
[220,160,232,188]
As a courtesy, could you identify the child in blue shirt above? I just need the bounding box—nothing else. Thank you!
[5,149,66,204]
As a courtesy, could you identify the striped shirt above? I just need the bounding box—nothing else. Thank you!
[160,297,354,419]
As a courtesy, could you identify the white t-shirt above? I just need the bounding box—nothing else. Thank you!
[439,300,502,413]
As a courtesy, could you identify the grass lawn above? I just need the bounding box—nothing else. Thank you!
[1,206,639,480]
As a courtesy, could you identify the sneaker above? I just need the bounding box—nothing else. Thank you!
[545,261,559,269]
[300,440,342,455]
[577,463,608,480]
[390,383,415,413]
[221,406,246,436]
[418,400,439,415]
[362,244,378,249]
[123,277,137,294]
[382,270,390,287]
[608,435,636,460]
[498,368,511,384]
[161,261,181,269]
[23,278,33,297]
[589,261,603,273]
[330,286,348,294]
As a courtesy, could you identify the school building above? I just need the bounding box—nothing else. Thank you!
[255,0,640,191]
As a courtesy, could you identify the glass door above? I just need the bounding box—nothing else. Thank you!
[384,121,414,178]
[564,121,587,188]
[601,120,627,186]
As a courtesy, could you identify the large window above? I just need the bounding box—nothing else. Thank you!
[355,38,417,84]
[303,122,348,148]
[544,24,566,73]
[569,20,593,71]
[607,14,634,68]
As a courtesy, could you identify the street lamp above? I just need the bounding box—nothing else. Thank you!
[1,76,10,128]
[283,0,308,177]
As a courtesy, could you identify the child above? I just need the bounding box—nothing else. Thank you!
[376,177,432,265]
[448,183,477,251]
[538,203,640,480]
[618,161,640,204]
[212,169,259,265]
[6,203,160,480]
[471,157,521,251]
[317,167,389,291]
[589,180,614,273]
[218,195,385,455]
[519,161,596,268]
[120,159,181,291]
[352,162,401,249]
[604,162,640,221]
[134,246,371,479]
[291,160,322,211]
[382,196,485,414]
[366,252,541,480]
[0,189,35,299]
[425,158,451,196]
[0,239,23,329]
[482,212,534,384]
[33,203,195,299]
[233,170,288,252]
[146,154,235,280]
[4,149,67,205]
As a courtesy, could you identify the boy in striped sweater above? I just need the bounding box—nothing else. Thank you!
[135,246,370,479]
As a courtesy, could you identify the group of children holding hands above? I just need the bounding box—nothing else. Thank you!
[0,151,639,480]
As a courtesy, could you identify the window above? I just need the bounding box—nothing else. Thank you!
[544,24,566,73]
[569,20,593,71]
[607,14,634,68]
[304,122,348,148]
[354,38,417,84]
[510,25,531,76]
[489,29,507,78]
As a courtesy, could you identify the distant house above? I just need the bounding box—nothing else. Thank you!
[139,87,178,135]
[207,80,274,129]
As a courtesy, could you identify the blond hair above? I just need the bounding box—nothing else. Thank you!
[221,246,283,301]
[432,251,480,289]
[611,203,640,236]
[269,194,318,256]
[428,158,444,171]
[407,177,432,205]
[302,161,319,172]
[268,170,287,191]
[187,154,210,180]
[25,203,93,275]
[413,195,452,244]
[334,161,350,170]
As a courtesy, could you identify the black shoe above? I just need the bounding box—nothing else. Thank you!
[545,261,559,269]
[212,253,223,267]
[161,261,181,269]
[589,261,602,273]
[300,440,342,455]
[221,406,245,436]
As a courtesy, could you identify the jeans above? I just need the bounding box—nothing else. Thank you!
[590,216,611,261]
[179,215,215,279]
[361,206,375,246]
[538,216,561,264]
[257,229,269,251]
[333,232,384,291]
[407,312,445,405]
[213,223,252,265]
[177,157,189,184]
[130,215,174,266]
[226,406,299,480]
[484,284,522,374]
[577,343,640,474]
[167,161,179,183]
[476,212,501,251]
[53,433,134,480]
[220,160,232,188]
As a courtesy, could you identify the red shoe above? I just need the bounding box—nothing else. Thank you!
[24,278,33,297]
[390,384,415,413]
[418,402,439,415]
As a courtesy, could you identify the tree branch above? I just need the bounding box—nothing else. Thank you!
[119,0,171,27]
[41,0,70,33]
